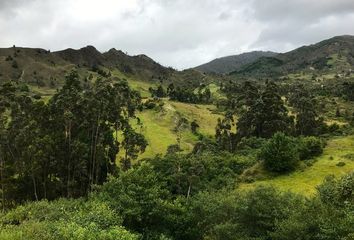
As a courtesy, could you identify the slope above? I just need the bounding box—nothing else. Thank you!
[133,100,222,159]
[239,135,354,196]
[0,45,212,90]
[232,35,354,78]
[194,51,277,74]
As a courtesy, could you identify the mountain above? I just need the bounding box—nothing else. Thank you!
[1,35,353,90]
[0,45,211,89]
[232,35,354,78]
[194,51,277,74]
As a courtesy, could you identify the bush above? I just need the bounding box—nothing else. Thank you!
[260,132,299,172]
[189,186,303,240]
[12,60,18,68]
[144,99,157,109]
[237,137,267,156]
[318,172,354,206]
[0,198,138,240]
[18,84,29,92]
[298,136,324,160]
[32,94,42,100]
[149,152,252,196]
[94,163,168,232]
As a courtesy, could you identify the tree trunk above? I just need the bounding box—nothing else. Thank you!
[32,174,38,201]
[0,153,4,211]
[187,182,191,199]
[92,112,101,185]
[89,124,95,188]
[66,121,72,198]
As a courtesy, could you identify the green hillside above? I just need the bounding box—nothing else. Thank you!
[1,35,354,240]
[0,45,215,91]
[239,135,354,196]
[134,101,222,159]
[194,51,277,74]
[232,35,354,79]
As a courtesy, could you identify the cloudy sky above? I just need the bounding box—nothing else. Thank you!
[1,0,354,69]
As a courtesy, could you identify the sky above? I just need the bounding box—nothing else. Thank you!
[1,0,354,69]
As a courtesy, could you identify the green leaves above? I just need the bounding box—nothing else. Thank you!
[0,198,138,240]
[0,70,146,203]
[260,132,299,172]
[217,81,294,152]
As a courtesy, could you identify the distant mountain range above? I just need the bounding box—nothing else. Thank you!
[232,35,354,78]
[0,45,211,88]
[194,51,277,74]
[0,35,353,88]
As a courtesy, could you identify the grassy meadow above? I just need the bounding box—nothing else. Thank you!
[239,135,354,196]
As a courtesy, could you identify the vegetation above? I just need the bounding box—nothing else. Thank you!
[1,35,354,239]
[0,71,145,206]
[260,132,299,172]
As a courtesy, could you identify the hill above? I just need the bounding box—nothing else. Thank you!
[232,35,354,78]
[0,45,212,90]
[1,35,354,240]
[194,51,277,74]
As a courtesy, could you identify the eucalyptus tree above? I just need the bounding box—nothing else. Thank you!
[216,81,293,152]
[288,84,325,136]
[0,70,147,203]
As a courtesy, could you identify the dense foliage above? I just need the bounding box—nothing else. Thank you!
[0,59,353,239]
[150,83,213,104]
[1,157,354,240]
[216,81,329,152]
[0,71,146,207]
[259,132,299,172]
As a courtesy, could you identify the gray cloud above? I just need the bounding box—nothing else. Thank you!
[0,0,353,69]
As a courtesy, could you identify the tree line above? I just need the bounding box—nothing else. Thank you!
[149,83,212,104]
[0,71,147,207]
[216,81,328,153]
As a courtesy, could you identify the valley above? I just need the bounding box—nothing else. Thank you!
[1,35,354,239]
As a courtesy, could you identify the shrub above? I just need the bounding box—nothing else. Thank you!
[144,99,157,109]
[0,198,138,240]
[33,94,42,100]
[95,163,168,232]
[260,132,299,172]
[237,137,267,156]
[298,136,324,160]
[336,162,346,167]
[12,60,18,68]
[317,172,354,207]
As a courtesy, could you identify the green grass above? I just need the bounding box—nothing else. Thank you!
[327,53,351,70]
[239,135,354,196]
[129,100,222,159]
[134,109,180,158]
[169,101,222,137]
[208,83,225,100]
[110,69,155,98]
[128,79,155,98]
[29,85,58,102]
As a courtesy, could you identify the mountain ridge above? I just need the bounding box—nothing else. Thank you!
[232,35,354,78]
[194,51,278,74]
[0,45,211,88]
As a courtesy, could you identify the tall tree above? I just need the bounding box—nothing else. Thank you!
[217,81,293,152]
[0,70,146,203]
[288,84,325,136]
